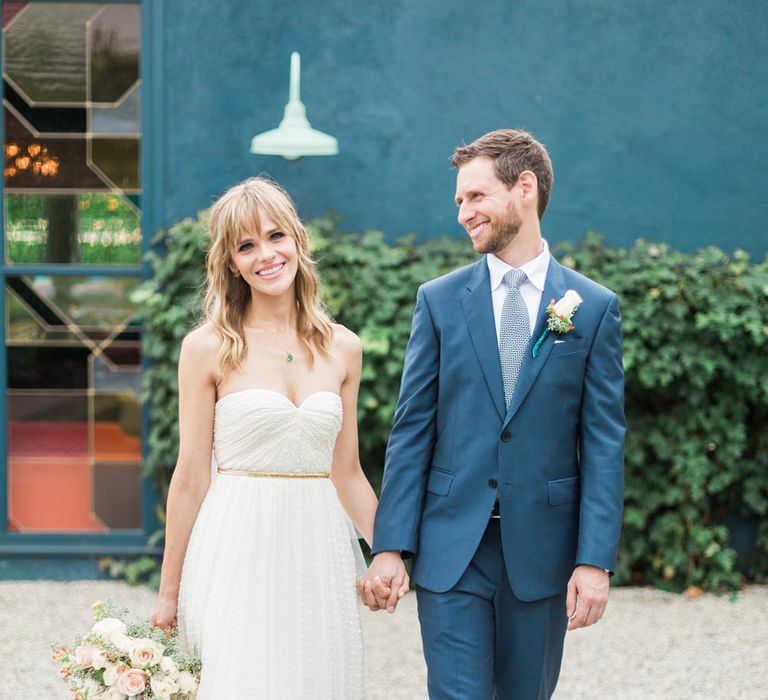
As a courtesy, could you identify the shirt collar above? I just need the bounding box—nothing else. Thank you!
[486,239,551,293]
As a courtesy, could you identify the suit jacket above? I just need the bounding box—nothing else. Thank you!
[371,255,626,601]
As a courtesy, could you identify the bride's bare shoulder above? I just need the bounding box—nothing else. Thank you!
[181,322,221,365]
[331,323,362,359]
[333,323,363,353]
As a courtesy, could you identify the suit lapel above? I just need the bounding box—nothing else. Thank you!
[503,258,567,427]
[461,261,506,421]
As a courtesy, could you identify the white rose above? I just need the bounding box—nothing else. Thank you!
[552,290,582,318]
[103,663,121,686]
[92,618,127,642]
[160,655,180,680]
[91,648,108,670]
[128,637,164,668]
[74,644,98,668]
[150,675,179,699]
[112,633,133,654]
[92,618,132,653]
[84,678,101,692]
[104,687,127,700]
[177,669,199,694]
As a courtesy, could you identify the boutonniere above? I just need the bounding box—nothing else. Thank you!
[531,290,583,357]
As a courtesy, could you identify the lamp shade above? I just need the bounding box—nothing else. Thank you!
[250,53,338,160]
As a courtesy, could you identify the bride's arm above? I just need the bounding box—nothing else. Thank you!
[151,327,217,630]
[329,326,378,548]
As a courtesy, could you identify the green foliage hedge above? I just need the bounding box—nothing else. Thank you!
[134,213,768,592]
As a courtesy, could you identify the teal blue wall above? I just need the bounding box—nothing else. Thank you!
[163,1,767,256]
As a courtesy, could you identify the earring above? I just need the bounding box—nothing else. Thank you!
[230,268,240,278]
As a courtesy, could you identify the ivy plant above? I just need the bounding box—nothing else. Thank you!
[126,214,768,592]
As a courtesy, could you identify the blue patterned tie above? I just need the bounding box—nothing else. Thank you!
[499,269,530,408]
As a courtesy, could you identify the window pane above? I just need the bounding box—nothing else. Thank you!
[92,84,140,134]
[3,3,142,267]
[7,392,104,532]
[5,275,143,532]
[4,4,98,103]
[91,138,140,190]
[89,5,140,104]
[4,108,103,190]
[27,274,142,331]
[4,80,86,133]
[6,285,81,344]
[93,390,141,529]
[5,193,141,264]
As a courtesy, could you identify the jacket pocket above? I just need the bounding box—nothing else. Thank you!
[548,476,580,505]
[549,342,586,357]
[426,467,455,496]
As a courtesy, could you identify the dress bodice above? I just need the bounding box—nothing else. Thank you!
[213,389,343,474]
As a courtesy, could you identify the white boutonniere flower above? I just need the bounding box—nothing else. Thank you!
[532,290,583,357]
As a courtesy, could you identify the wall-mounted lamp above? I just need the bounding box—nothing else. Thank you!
[250,52,339,160]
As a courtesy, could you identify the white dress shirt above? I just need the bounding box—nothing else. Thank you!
[487,239,551,343]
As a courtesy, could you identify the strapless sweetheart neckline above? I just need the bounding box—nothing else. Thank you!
[215,388,341,410]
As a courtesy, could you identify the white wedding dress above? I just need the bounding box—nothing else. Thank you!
[177,389,366,699]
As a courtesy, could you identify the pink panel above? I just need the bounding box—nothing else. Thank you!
[2,3,27,29]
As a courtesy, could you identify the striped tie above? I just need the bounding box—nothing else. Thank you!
[499,269,530,407]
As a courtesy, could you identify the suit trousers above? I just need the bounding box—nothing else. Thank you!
[416,519,568,700]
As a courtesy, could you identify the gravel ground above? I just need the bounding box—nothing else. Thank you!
[1,581,766,699]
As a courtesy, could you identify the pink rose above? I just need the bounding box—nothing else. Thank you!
[128,638,164,668]
[116,667,146,696]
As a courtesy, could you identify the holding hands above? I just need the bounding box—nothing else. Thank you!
[357,551,410,613]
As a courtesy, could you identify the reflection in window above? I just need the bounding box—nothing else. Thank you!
[5,272,143,533]
[5,193,141,265]
[3,4,145,534]
[3,3,141,265]
[90,5,140,103]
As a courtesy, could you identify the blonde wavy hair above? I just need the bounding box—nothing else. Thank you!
[203,177,334,379]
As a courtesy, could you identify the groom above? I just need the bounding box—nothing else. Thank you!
[360,129,626,699]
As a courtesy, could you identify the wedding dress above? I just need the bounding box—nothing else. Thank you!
[177,389,366,699]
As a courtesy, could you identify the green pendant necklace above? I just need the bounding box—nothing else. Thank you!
[246,325,298,363]
[273,337,297,363]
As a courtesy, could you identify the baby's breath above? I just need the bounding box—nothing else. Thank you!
[53,601,201,698]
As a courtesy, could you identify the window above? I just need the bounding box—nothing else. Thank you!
[2,2,152,546]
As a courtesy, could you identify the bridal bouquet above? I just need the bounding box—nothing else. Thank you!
[52,600,201,699]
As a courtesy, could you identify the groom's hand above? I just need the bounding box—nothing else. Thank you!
[566,564,610,631]
[357,551,410,613]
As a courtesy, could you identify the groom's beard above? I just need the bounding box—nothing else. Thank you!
[474,203,523,255]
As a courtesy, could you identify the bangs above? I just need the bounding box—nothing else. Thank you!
[216,184,299,250]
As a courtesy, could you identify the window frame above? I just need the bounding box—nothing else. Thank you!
[0,0,164,557]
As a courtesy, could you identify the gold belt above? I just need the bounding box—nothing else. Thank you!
[217,467,330,479]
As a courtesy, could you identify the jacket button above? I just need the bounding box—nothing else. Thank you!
[501,432,511,442]
[488,479,498,488]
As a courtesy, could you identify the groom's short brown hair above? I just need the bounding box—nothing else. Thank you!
[450,129,554,219]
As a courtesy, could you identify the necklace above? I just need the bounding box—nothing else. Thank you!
[245,326,299,363]
[268,334,298,363]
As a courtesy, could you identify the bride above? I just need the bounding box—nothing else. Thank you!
[150,177,402,697]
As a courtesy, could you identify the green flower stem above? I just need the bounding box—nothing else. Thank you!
[532,328,550,357]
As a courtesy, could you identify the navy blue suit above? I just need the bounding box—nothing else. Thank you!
[372,255,626,698]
